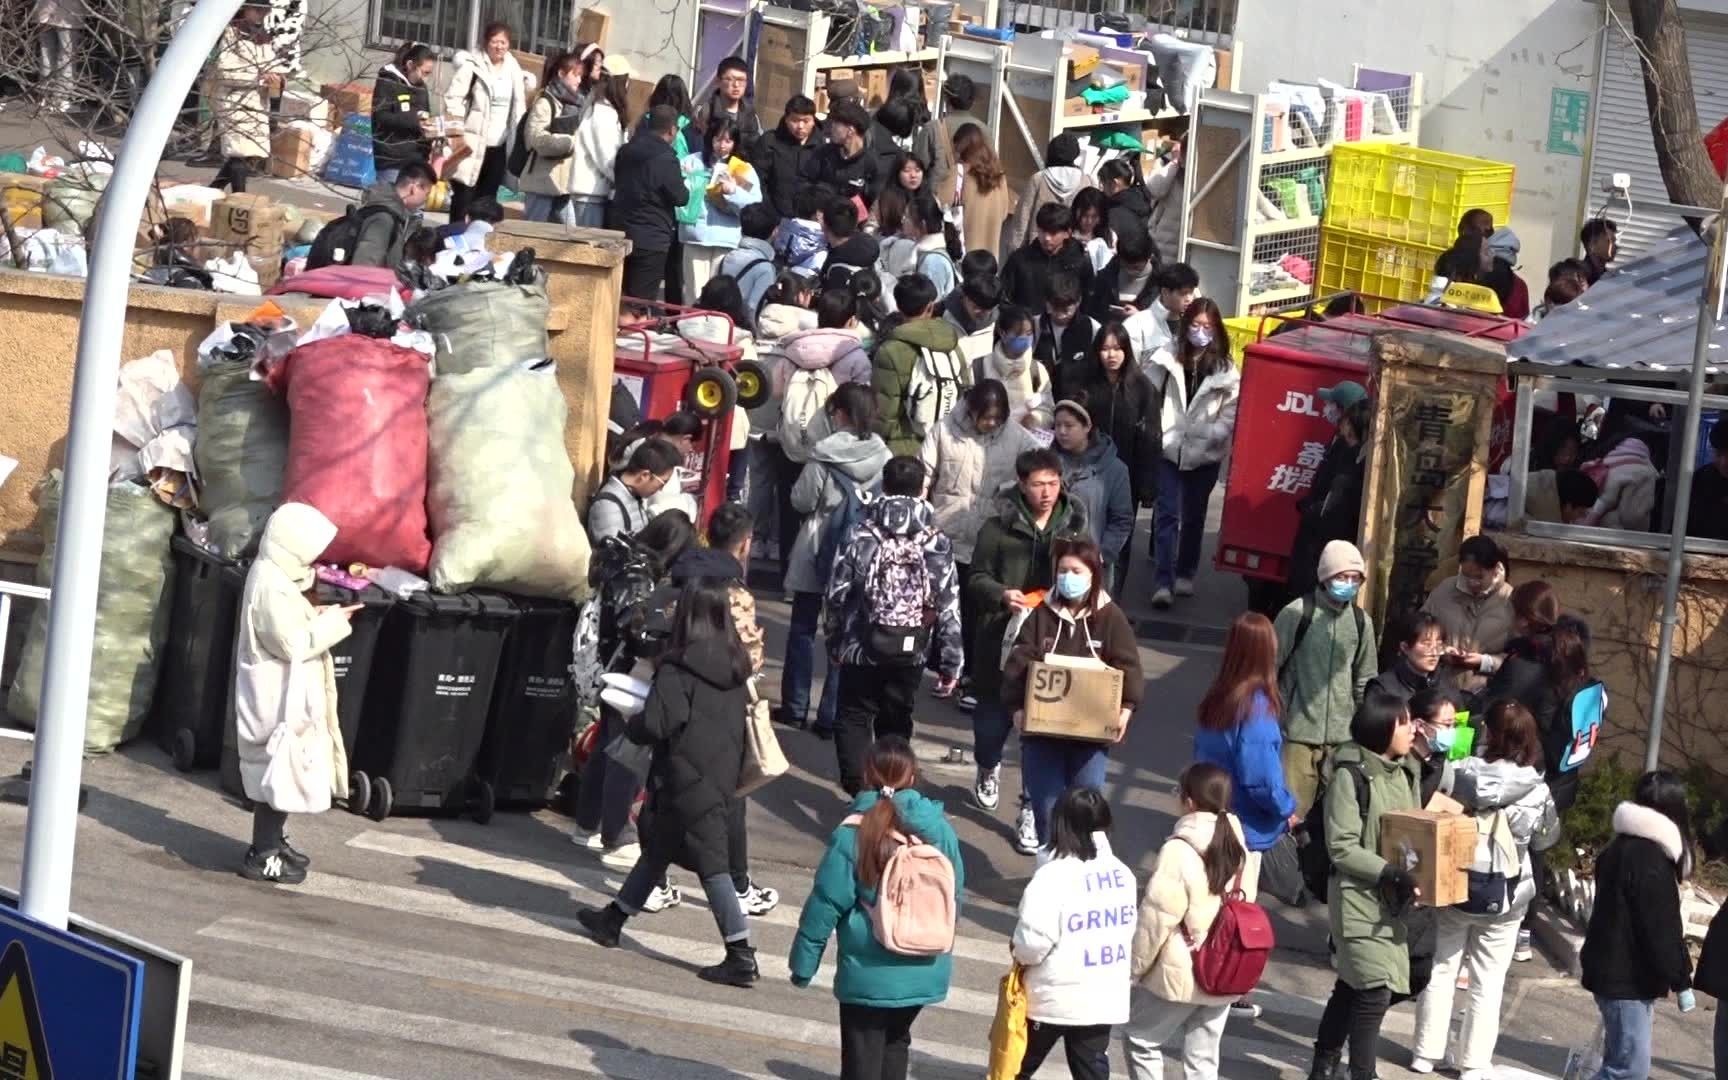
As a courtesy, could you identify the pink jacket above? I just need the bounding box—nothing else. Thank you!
[776,327,873,392]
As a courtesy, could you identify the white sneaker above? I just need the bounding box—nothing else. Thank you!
[1409,1057,1438,1075]
[570,826,606,852]
[1151,587,1173,609]
[1459,1070,1494,1080]
[973,765,1001,811]
[957,692,978,712]
[1014,803,1040,854]
[600,842,642,869]
[1174,577,1195,597]
[1513,928,1533,962]
[1229,1000,1262,1020]
[640,882,682,913]
[737,880,780,916]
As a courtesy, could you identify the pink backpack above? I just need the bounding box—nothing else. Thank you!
[844,813,958,956]
[1179,841,1275,996]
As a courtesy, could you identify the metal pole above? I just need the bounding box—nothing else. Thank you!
[18,0,245,930]
[467,0,482,52]
[1645,200,1728,774]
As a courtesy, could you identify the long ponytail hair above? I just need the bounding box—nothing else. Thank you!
[1178,762,1245,895]
[856,736,918,889]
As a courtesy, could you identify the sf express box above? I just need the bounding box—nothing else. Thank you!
[1379,809,1476,908]
[1023,654,1124,742]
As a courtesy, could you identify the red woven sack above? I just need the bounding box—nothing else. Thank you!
[1179,842,1275,997]
[269,335,432,571]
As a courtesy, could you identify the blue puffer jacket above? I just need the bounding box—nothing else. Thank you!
[1191,690,1298,852]
[790,790,965,1007]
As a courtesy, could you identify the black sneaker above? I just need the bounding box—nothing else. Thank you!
[240,847,307,885]
[576,903,627,948]
[280,836,311,869]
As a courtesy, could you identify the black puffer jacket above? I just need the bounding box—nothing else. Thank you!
[753,121,825,219]
[1055,358,1162,506]
[694,95,765,158]
[1001,237,1095,313]
[371,64,432,172]
[607,129,690,254]
[627,640,749,879]
[1105,183,1153,244]
[801,141,881,207]
[1469,633,1575,809]
[1581,802,1693,1001]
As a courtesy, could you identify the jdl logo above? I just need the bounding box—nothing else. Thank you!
[1031,667,1072,703]
[1277,390,1323,417]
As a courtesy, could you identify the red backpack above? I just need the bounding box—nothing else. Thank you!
[1179,841,1275,997]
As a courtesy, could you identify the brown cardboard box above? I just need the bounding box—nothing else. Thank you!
[512,49,546,88]
[1062,95,1091,118]
[575,6,612,48]
[212,194,285,259]
[863,68,891,108]
[269,124,317,179]
[1065,44,1100,81]
[1022,657,1124,742]
[320,81,372,128]
[1379,810,1477,908]
[1103,58,1145,92]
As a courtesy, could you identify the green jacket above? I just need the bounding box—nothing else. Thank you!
[966,491,1089,702]
[872,316,963,457]
[789,790,965,1007]
[1326,741,1421,994]
[1274,590,1377,747]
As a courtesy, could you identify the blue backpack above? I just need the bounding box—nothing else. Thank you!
[1549,679,1606,774]
[815,470,877,587]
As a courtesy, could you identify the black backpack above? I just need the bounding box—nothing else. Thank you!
[305,203,396,269]
[1278,596,1366,693]
[1297,760,1417,902]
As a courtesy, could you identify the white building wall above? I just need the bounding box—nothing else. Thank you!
[1231,0,1602,279]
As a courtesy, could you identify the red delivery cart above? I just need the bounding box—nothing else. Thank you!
[1376,304,1529,470]
[1216,315,1380,609]
[613,300,769,527]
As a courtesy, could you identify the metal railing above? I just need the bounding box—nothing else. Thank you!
[1003,0,1235,41]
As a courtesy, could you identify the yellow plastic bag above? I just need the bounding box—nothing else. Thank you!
[986,963,1028,1080]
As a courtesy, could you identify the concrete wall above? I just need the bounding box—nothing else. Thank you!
[0,220,626,562]
[1231,0,1600,278]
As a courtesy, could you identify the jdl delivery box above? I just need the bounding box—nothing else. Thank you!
[1023,655,1125,742]
[1379,809,1476,907]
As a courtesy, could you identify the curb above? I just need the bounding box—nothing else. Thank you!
[1530,902,1583,976]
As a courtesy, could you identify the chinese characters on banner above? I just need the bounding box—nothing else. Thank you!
[1267,440,1329,495]
[1373,382,1482,634]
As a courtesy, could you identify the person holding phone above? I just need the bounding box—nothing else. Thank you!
[233,504,363,886]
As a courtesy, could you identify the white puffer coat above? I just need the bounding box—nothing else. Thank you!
[1451,757,1562,912]
[443,50,530,187]
[1131,810,1254,1006]
[1011,833,1137,1026]
[917,402,1041,564]
[234,503,351,814]
[1145,347,1240,470]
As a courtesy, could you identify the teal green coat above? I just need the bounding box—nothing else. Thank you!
[1326,741,1421,994]
[789,790,965,1007]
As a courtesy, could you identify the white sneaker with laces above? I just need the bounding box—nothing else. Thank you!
[1174,577,1195,597]
[640,883,682,913]
[1151,587,1173,609]
[570,826,606,852]
[973,765,1001,811]
[1014,803,1039,855]
[600,841,642,869]
[737,881,780,916]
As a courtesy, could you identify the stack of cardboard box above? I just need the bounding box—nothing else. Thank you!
[212,193,286,289]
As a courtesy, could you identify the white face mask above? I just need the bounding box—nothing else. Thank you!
[1322,403,1341,425]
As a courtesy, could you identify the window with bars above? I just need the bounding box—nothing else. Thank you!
[370,0,574,56]
[1004,0,1236,42]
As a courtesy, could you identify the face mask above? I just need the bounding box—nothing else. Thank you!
[1056,570,1092,601]
[1004,334,1035,357]
[1458,566,1504,597]
[1326,579,1361,604]
[1186,326,1214,349]
[1428,727,1458,755]
[1322,403,1341,425]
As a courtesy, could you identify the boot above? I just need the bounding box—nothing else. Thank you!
[576,902,628,948]
[1307,1050,1342,1080]
[696,941,759,988]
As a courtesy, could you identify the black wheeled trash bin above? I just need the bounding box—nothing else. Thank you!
[153,536,243,771]
[477,595,579,808]
[350,591,517,823]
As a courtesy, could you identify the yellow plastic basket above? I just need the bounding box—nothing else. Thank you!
[1324,144,1515,249]
[1317,228,1446,311]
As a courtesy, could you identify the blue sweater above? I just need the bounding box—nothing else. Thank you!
[1192,691,1298,852]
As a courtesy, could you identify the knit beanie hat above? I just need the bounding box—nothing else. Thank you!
[1316,539,1365,583]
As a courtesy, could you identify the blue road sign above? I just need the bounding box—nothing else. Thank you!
[0,905,143,1080]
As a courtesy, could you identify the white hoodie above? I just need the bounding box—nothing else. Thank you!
[1011,833,1137,1026]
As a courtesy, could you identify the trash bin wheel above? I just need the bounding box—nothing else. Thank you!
[368,777,394,822]
[686,368,738,419]
[472,779,496,825]
[171,729,197,772]
[732,360,770,409]
[348,771,372,816]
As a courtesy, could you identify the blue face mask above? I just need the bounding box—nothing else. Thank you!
[1326,579,1361,604]
[1056,570,1092,601]
[1428,727,1457,754]
[1004,334,1035,356]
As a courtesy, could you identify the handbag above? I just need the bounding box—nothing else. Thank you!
[1457,808,1521,916]
[1259,831,1310,907]
[737,683,788,795]
[602,702,653,780]
[985,963,1028,1080]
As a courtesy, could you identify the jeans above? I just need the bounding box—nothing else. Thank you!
[835,663,920,795]
[1021,735,1108,845]
[618,856,749,943]
[773,445,804,568]
[1413,904,1524,1070]
[973,701,1015,770]
[1123,989,1230,1080]
[622,248,668,301]
[1155,460,1221,590]
[1592,996,1654,1080]
[571,196,607,228]
[1020,1020,1110,1080]
[1315,979,1413,1080]
[782,591,839,731]
[838,1003,922,1080]
[449,145,506,220]
[523,192,575,225]
[575,706,640,847]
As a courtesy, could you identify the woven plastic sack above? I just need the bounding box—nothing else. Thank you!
[194,358,289,558]
[269,335,432,572]
[426,361,589,597]
[404,281,551,375]
[10,475,176,753]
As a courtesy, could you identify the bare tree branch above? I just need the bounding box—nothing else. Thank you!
[1628,0,1722,221]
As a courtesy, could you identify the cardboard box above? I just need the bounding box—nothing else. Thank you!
[575,6,611,48]
[863,68,890,109]
[1103,58,1145,92]
[1022,656,1124,742]
[269,124,317,179]
[1379,810,1476,908]
[1063,95,1091,117]
[1065,44,1100,81]
[212,194,285,259]
[320,81,372,128]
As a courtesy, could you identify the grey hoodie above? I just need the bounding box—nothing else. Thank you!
[1006,165,1094,251]
[785,430,892,594]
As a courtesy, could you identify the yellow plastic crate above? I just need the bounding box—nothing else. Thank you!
[1317,228,1446,311]
[1324,144,1515,249]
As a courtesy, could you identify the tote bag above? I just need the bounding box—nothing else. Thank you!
[985,963,1028,1080]
[737,683,788,795]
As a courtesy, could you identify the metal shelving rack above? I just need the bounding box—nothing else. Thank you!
[1180,67,1424,318]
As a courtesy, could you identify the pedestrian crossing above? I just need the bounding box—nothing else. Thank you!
[170,823,1440,1080]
